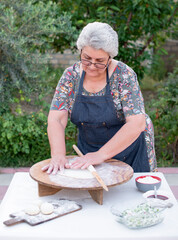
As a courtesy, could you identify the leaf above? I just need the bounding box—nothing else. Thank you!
[7,132,12,140]
[158,48,168,55]
[110,5,120,12]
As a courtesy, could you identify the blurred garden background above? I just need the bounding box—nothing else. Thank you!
[0,0,177,168]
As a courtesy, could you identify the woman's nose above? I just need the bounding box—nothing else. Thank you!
[89,62,96,69]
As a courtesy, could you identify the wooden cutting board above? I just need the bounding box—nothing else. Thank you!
[29,156,134,204]
[30,156,134,190]
[3,199,82,226]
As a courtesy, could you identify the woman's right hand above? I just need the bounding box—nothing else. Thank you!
[41,155,68,175]
[43,110,68,175]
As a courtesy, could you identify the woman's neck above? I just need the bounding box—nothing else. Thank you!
[79,59,118,93]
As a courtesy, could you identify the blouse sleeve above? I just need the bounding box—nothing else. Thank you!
[50,66,74,111]
[119,64,145,118]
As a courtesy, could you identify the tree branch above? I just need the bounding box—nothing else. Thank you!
[168,6,178,23]
[124,12,133,48]
[135,34,154,58]
[135,6,177,59]
[126,12,133,27]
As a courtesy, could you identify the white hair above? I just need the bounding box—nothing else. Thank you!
[76,22,118,58]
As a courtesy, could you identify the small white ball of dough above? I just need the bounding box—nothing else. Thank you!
[25,204,40,216]
[40,202,54,215]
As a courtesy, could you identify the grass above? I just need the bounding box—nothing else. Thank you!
[140,75,159,91]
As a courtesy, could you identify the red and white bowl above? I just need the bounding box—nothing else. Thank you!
[135,175,161,192]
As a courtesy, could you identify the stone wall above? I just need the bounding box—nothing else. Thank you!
[50,39,178,72]
[50,49,79,69]
[161,39,178,72]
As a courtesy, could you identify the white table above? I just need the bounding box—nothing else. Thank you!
[0,172,178,240]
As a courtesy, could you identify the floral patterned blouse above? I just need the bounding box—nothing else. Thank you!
[50,61,157,171]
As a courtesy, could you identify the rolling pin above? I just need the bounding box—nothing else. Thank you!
[72,145,108,191]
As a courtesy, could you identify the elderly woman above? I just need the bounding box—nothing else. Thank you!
[42,22,157,174]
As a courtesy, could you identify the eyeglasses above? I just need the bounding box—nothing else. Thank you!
[80,57,110,69]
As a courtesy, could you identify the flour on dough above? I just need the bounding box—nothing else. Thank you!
[58,168,94,179]
[40,202,54,215]
[24,204,40,216]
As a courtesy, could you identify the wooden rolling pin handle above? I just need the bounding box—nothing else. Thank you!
[73,145,96,172]
[92,172,108,191]
[72,145,108,191]
[72,145,83,157]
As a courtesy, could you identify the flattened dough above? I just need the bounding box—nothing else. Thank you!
[40,202,54,215]
[25,205,40,216]
[58,168,94,179]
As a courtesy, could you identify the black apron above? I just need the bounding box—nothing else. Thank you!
[71,68,150,172]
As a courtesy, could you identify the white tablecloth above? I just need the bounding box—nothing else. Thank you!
[0,172,178,240]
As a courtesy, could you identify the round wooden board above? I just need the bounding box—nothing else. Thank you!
[30,156,134,191]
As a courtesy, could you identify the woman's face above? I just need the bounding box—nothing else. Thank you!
[81,46,110,78]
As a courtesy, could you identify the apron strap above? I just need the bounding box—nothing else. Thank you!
[78,70,86,95]
[105,67,111,95]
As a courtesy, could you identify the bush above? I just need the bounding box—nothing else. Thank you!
[55,0,177,80]
[0,0,75,113]
[0,111,77,167]
[148,63,178,166]
[0,112,49,167]
[65,118,78,155]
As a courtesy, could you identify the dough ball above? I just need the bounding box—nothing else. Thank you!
[24,204,40,216]
[40,202,54,215]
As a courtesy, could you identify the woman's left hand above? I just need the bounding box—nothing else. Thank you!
[68,151,106,169]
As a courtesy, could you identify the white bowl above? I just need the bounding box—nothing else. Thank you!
[143,190,174,208]
[143,190,171,201]
[135,175,161,192]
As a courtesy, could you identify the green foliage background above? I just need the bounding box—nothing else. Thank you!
[148,63,178,166]
[0,112,77,167]
[0,0,177,167]
[0,0,75,113]
[54,0,177,79]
